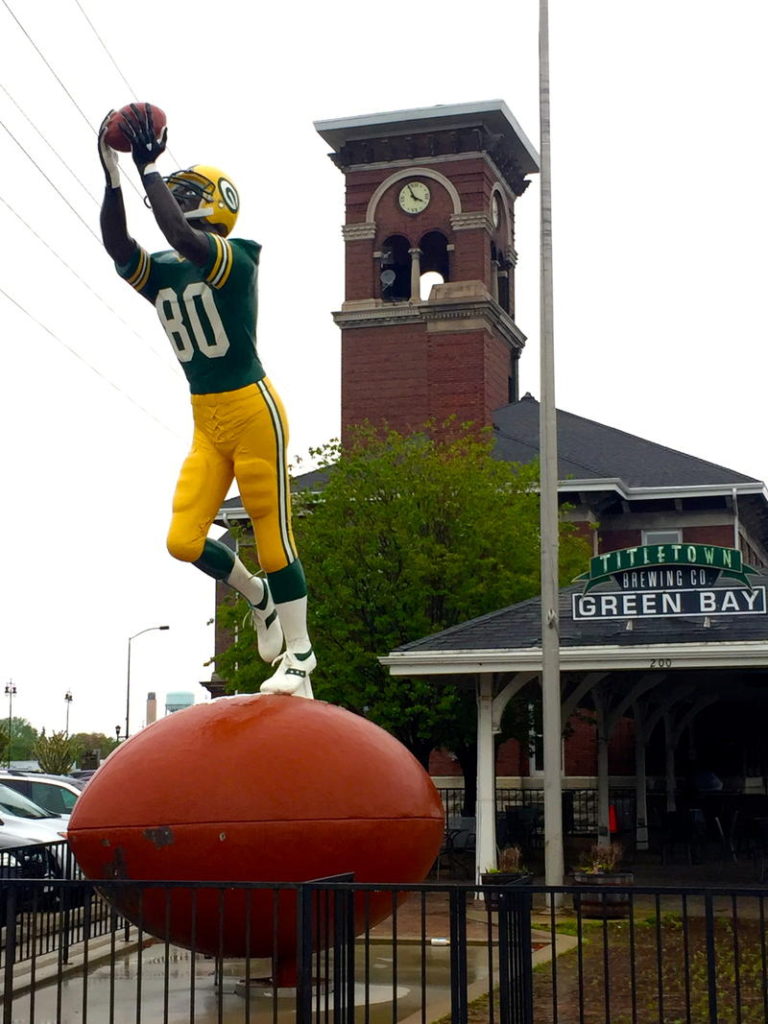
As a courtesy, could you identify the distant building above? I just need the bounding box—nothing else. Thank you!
[165,692,194,715]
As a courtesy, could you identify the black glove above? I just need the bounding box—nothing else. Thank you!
[118,103,168,173]
[97,110,120,189]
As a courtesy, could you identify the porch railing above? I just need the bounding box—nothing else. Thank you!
[437,786,639,835]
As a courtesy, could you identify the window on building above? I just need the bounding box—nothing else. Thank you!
[491,242,513,314]
[379,235,411,301]
[508,353,519,403]
[642,529,683,546]
[419,231,449,280]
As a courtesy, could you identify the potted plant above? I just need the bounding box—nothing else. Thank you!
[480,845,532,901]
[572,842,634,919]
[481,845,532,910]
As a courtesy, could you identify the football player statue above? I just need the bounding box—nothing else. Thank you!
[97,104,315,699]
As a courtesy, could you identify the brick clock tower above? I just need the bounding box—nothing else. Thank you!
[314,101,539,442]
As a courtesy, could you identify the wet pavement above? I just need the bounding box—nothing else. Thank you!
[4,891,565,1023]
[7,930,494,1024]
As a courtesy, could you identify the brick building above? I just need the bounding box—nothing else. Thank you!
[212,101,768,804]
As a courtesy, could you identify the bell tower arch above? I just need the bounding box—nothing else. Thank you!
[314,100,539,442]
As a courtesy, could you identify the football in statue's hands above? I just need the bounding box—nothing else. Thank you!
[104,103,166,152]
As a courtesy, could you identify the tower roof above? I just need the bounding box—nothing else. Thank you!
[314,99,540,177]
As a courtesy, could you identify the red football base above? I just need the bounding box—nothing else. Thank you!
[68,696,444,971]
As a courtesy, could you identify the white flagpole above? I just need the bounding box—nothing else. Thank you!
[539,0,565,889]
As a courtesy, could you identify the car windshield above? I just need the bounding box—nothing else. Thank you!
[0,783,55,820]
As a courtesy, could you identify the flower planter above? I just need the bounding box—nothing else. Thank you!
[572,871,634,919]
[480,872,533,910]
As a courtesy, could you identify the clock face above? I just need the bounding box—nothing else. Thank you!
[491,194,501,228]
[398,181,431,214]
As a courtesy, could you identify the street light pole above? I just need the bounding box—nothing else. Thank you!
[64,690,73,736]
[5,681,16,768]
[125,626,170,740]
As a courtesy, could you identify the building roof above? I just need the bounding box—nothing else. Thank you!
[493,394,761,491]
[391,578,768,655]
[314,99,539,175]
[381,576,768,679]
[218,395,766,519]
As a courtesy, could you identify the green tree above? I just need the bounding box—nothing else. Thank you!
[213,423,589,782]
[71,732,118,762]
[5,717,39,762]
[33,731,82,774]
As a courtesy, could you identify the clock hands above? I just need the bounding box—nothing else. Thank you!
[399,181,429,212]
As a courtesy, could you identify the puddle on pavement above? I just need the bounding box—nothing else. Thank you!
[9,941,489,1023]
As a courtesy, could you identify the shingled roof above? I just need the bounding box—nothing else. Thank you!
[391,577,768,656]
[218,394,763,518]
[492,394,759,489]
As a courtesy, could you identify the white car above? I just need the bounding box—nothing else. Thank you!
[0,783,69,845]
[0,774,82,817]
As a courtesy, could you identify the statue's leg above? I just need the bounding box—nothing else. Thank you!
[232,380,314,697]
[167,430,233,567]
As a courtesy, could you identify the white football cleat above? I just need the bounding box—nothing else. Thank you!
[260,648,316,698]
[249,580,284,663]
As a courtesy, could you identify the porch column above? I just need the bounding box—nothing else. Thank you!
[475,673,497,882]
[595,692,611,843]
[664,711,677,812]
[633,702,649,850]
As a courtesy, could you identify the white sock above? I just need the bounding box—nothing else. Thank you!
[275,596,311,653]
[225,557,266,607]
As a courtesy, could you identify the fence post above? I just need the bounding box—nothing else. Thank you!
[704,894,718,1023]
[296,876,356,1024]
[59,882,71,967]
[332,887,355,1024]
[448,886,468,1024]
[2,887,18,1024]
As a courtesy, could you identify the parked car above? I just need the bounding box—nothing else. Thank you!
[0,787,90,913]
[0,835,61,916]
[0,773,82,817]
[0,784,69,845]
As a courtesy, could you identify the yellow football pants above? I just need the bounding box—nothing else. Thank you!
[166,379,298,574]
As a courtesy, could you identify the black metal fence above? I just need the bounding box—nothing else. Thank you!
[0,839,119,970]
[438,787,638,836]
[2,867,768,1024]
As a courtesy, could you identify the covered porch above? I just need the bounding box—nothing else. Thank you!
[382,578,768,885]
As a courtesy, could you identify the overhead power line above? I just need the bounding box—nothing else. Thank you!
[0,283,183,440]
[0,193,180,381]
[0,0,189,438]
[0,0,145,201]
[0,82,100,205]
[0,116,101,243]
[71,0,182,166]
[0,0,93,131]
[71,0,140,101]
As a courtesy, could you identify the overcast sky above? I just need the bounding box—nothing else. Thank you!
[1,1,766,738]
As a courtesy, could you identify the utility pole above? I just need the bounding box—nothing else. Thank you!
[539,0,564,889]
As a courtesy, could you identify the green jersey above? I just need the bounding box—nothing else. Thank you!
[117,233,265,395]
